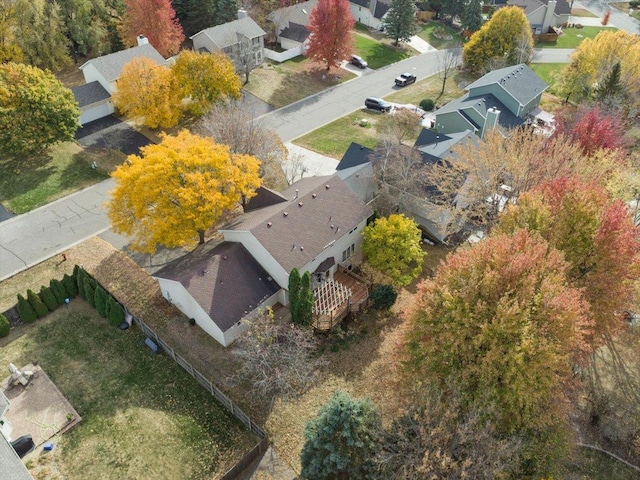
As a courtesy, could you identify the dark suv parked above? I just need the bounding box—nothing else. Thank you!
[364,97,392,112]
[350,55,368,69]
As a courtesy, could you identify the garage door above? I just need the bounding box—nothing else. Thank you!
[79,101,115,126]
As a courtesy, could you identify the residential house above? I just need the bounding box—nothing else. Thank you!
[349,0,391,30]
[1,391,33,480]
[190,14,266,70]
[507,0,572,34]
[335,142,378,204]
[73,36,165,125]
[155,174,372,346]
[267,0,317,51]
[434,64,550,138]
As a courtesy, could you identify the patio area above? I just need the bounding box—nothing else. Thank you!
[2,364,81,450]
[313,269,369,331]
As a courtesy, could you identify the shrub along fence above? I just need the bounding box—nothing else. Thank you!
[5,265,269,478]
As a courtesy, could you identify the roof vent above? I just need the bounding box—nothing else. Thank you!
[300,246,304,251]
[312,193,317,198]
[330,224,334,229]
[295,189,299,198]
[298,201,303,207]
[222,255,228,260]
[291,243,296,250]
[325,184,330,189]
[267,221,272,227]
[283,211,288,217]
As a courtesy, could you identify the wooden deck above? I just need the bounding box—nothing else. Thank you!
[313,268,369,331]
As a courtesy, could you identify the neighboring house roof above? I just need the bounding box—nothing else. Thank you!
[414,130,475,164]
[337,162,377,204]
[79,44,165,83]
[244,186,288,212]
[71,81,111,108]
[279,22,310,43]
[508,0,571,15]
[336,142,374,170]
[0,390,9,418]
[0,434,33,480]
[190,17,266,49]
[154,242,279,332]
[466,64,549,109]
[351,0,369,7]
[223,175,373,273]
[267,0,318,26]
[374,0,390,19]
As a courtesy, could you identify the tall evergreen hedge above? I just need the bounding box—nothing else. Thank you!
[50,278,67,305]
[94,287,108,318]
[108,296,125,327]
[299,271,314,326]
[39,286,59,311]
[17,294,37,323]
[289,268,301,325]
[76,267,88,299]
[84,278,96,307]
[27,289,49,318]
[62,274,78,297]
[0,313,10,337]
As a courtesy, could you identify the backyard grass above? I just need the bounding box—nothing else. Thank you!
[243,58,355,109]
[353,32,411,69]
[417,21,463,49]
[0,142,120,214]
[610,2,640,20]
[536,26,618,48]
[529,63,568,96]
[0,303,257,480]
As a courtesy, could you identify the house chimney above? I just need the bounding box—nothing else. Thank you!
[542,0,557,33]
[481,107,500,139]
[237,8,248,19]
[137,35,149,46]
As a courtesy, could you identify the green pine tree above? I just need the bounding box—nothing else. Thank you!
[288,268,301,325]
[50,278,67,305]
[27,289,48,318]
[299,271,314,326]
[384,0,418,45]
[0,313,10,337]
[62,273,78,297]
[17,294,38,323]
[94,286,108,318]
[76,266,87,299]
[185,0,216,36]
[462,0,483,32]
[39,286,59,311]
[213,0,238,24]
[107,296,125,327]
[301,390,381,479]
[595,61,623,103]
[84,278,96,308]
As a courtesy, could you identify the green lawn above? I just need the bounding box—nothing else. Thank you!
[353,33,411,69]
[536,26,618,48]
[0,302,256,480]
[385,70,471,106]
[529,63,567,95]
[0,142,118,214]
[416,21,463,49]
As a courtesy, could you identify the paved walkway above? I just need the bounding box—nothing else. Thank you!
[283,143,339,183]
[407,35,436,54]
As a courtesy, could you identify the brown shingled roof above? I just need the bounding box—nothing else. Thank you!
[222,175,373,273]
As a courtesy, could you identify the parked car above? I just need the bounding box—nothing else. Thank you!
[395,73,417,87]
[364,97,392,112]
[350,55,368,69]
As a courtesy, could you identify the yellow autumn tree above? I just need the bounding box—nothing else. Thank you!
[108,130,261,253]
[113,57,182,129]
[171,50,242,116]
[558,30,640,111]
[463,6,533,74]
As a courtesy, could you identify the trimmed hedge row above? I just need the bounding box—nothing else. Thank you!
[13,265,127,330]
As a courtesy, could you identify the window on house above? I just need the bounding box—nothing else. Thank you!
[342,243,355,262]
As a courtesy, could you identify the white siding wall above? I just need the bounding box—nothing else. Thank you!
[81,64,113,93]
[192,34,218,54]
[156,277,226,346]
[79,100,115,125]
[350,5,377,27]
[220,230,290,288]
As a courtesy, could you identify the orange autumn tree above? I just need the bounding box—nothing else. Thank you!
[113,57,182,128]
[119,0,184,57]
[403,231,591,459]
[496,177,640,343]
[108,130,261,253]
[305,0,354,70]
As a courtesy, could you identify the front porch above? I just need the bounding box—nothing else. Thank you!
[312,267,369,331]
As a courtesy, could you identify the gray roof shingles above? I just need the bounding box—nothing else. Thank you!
[71,81,111,107]
[508,0,571,15]
[279,22,310,43]
[80,44,165,82]
[0,434,33,480]
[191,17,266,49]
[223,175,373,273]
[336,142,374,170]
[155,242,279,332]
[465,64,549,108]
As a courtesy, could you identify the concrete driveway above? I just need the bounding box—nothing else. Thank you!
[75,115,153,156]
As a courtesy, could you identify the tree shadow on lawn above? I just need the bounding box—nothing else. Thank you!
[364,43,410,70]
[0,154,55,208]
[57,153,109,191]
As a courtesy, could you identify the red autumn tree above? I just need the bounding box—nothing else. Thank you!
[305,0,355,70]
[555,106,627,157]
[120,0,184,57]
[496,176,640,343]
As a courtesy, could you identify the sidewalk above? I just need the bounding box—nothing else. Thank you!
[573,0,640,33]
